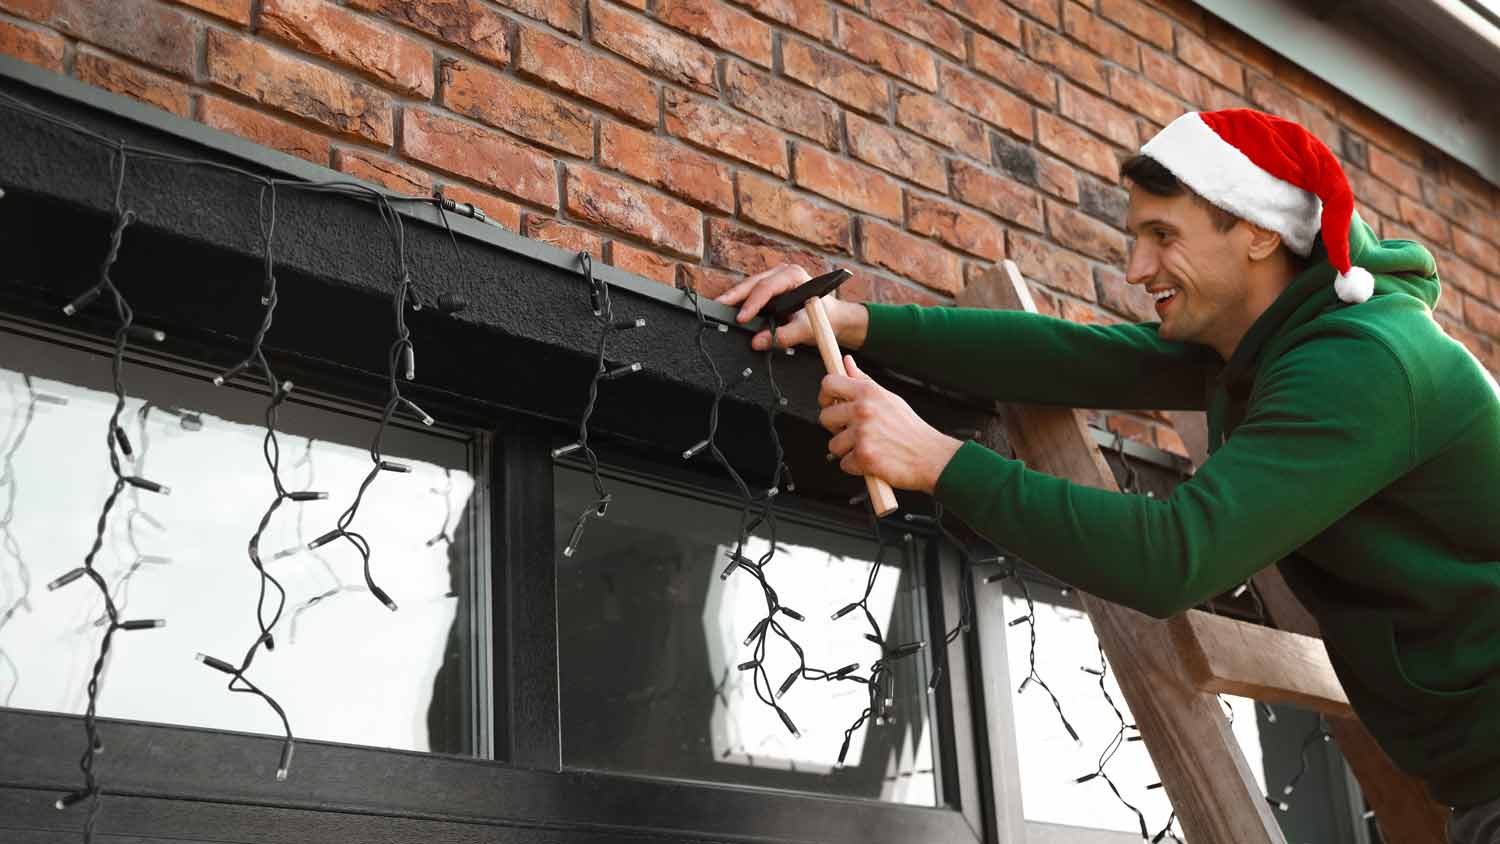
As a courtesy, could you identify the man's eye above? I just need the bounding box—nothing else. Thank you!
[1153,228,1170,242]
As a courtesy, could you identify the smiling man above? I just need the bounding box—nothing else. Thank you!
[718,109,1500,841]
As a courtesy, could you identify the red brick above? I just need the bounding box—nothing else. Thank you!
[1024,20,1107,96]
[990,131,1079,203]
[601,122,734,213]
[1099,0,1171,51]
[737,0,832,41]
[334,148,431,195]
[259,0,433,98]
[1424,177,1477,225]
[490,0,582,34]
[782,36,889,115]
[869,0,964,59]
[589,0,716,94]
[166,0,250,25]
[1061,298,1110,326]
[1339,105,1427,169]
[680,264,743,298]
[907,193,1005,260]
[664,88,789,177]
[1397,195,1449,249]
[436,182,522,231]
[0,18,63,72]
[1273,61,1341,115]
[610,241,677,285]
[1455,226,1500,274]
[1348,166,1399,219]
[1298,103,1340,154]
[706,218,826,276]
[1202,16,1279,77]
[206,31,392,144]
[1062,2,1138,70]
[346,0,509,66]
[934,0,1020,46]
[860,219,963,294]
[951,159,1044,230]
[895,88,988,160]
[1141,46,1203,105]
[1104,414,1153,448]
[798,143,900,220]
[1155,423,1190,458]
[1244,73,1302,121]
[75,48,192,116]
[1047,199,1127,263]
[566,166,703,258]
[1037,112,1119,181]
[972,35,1056,107]
[1433,283,1464,322]
[845,112,946,191]
[24,0,200,78]
[1095,265,1153,320]
[839,272,945,306]
[1108,67,1184,126]
[524,213,603,259]
[1369,147,1422,199]
[740,171,853,251]
[441,59,591,158]
[199,95,331,164]
[1467,298,1500,342]
[1059,82,1136,149]
[1441,160,1496,215]
[1004,0,1058,28]
[658,0,773,68]
[835,11,937,91]
[942,64,1033,140]
[402,109,557,209]
[517,26,656,127]
[1008,230,1093,301]
[1151,0,1205,32]
[1175,29,1242,94]
[1201,83,1250,113]
[723,60,839,148]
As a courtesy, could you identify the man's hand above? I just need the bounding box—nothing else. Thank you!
[819,355,963,495]
[714,263,870,352]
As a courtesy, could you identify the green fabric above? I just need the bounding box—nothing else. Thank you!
[862,215,1500,809]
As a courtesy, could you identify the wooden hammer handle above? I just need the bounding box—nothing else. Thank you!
[805,295,899,517]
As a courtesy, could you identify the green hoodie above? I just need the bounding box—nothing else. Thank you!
[861,216,1500,809]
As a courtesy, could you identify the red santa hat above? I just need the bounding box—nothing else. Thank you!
[1139,108,1374,304]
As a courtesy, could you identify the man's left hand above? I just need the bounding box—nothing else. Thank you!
[819,355,964,495]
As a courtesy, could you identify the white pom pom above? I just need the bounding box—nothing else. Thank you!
[1335,265,1374,304]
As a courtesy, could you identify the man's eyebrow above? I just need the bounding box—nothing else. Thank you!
[1126,217,1177,234]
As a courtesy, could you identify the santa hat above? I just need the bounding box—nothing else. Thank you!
[1140,108,1374,304]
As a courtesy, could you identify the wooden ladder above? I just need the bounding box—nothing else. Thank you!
[954,260,1449,843]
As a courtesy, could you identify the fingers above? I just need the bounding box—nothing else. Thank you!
[713,263,813,323]
[819,400,855,433]
[818,372,863,407]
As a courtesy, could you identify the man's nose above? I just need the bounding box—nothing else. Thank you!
[1125,242,1155,287]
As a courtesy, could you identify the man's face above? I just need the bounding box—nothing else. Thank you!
[1124,188,1250,349]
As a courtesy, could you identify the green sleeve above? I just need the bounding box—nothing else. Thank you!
[861,303,1220,410]
[933,331,1414,617]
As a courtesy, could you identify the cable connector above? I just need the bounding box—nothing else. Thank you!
[196,652,238,675]
[287,491,328,502]
[600,362,642,381]
[119,619,165,630]
[831,602,860,621]
[124,476,170,495]
[46,567,88,591]
[62,285,103,316]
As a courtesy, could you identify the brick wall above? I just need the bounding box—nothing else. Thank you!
[2,0,1498,457]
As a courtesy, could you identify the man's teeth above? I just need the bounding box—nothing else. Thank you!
[1153,289,1176,302]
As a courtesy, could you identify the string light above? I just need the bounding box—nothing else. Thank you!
[47,141,169,842]
[1267,719,1333,812]
[554,251,646,559]
[0,375,53,707]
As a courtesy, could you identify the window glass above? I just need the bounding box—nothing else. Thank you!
[555,464,938,805]
[1002,585,1265,834]
[0,326,483,755]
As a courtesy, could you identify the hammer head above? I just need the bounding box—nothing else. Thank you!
[762,268,853,322]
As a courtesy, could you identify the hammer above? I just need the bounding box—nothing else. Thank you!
[764,268,899,517]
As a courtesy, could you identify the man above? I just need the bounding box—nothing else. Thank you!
[718,109,1500,842]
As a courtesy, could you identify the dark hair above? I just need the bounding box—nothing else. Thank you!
[1121,154,1239,233]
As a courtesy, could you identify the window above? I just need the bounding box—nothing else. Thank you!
[554,462,940,805]
[0,323,488,755]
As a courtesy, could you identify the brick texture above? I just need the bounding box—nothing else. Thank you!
[30,0,1500,421]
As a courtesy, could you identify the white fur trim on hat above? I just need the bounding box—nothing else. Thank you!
[1335,266,1374,304]
[1141,113,1322,256]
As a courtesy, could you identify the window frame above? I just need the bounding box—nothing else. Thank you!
[0,54,997,844]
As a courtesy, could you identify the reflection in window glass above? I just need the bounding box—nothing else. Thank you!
[0,328,482,755]
[1002,588,1264,833]
[556,465,937,805]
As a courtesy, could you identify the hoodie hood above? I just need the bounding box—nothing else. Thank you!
[1207,213,1440,451]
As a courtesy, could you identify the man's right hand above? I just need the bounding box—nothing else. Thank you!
[715,263,869,352]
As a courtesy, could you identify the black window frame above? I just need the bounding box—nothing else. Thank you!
[0,54,998,844]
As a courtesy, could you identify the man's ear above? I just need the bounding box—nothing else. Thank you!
[1244,221,1283,262]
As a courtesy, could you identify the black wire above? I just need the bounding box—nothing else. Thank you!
[1074,643,1152,840]
[1268,719,1332,813]
[0,375,44,707]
